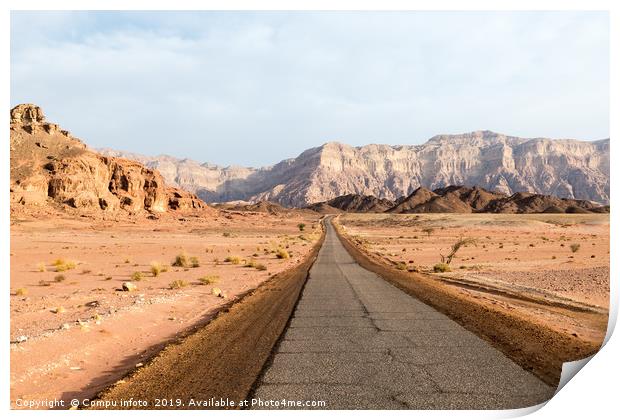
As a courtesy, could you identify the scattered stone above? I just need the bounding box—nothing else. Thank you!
[122,282,138,292]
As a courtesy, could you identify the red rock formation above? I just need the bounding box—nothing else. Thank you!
[10,104,208,215]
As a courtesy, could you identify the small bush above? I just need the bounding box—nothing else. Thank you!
[15,288,28,296]
[224,255,241,265]
[169,279,189,289]
[172,252,190,268]
[433,263,452,273]
[131,271,143,281]
[298,223,306,232]
[54,274,66,282]
[37,262,46,272]
[422,227,435,237]
[39,279,51,286]
[255,263,267,271]
[124,258,131,264]
[198,275,219,285]
[570,243,581,253]
[222,232,232,237]
[395,261,407,271]
[190,256,200,268]
[150,262,163,277]
[53,259,77,272]
[276,249,290,259]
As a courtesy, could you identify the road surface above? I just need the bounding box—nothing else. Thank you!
[251,220,554,409]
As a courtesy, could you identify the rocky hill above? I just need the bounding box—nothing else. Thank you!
[10,104,207,216]
[387,186,608,214]
[308,194,397,213]
[309,187,607,214]
[100,131,610,207]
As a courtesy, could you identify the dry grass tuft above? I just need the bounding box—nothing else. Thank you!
[53,258,77,272]
[433,263,452,273]
[169,279,189,289]
[224,255,241,265]
[276,249,290,259]
[198,275,219,285]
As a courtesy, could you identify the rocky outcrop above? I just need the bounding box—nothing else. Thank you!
[100,130,610,207]
[10,104,207,214]
[386,186,608,214]
[308,194,396,213]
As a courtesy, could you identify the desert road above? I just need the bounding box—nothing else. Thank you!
[97,219,555,410]
[251,219,555,409]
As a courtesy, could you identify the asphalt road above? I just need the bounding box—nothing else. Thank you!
[251,220,555,409]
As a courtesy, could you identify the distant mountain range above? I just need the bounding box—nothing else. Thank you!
[99,131,610,207]
[306,187,609,215]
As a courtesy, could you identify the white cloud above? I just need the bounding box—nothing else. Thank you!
[11,11,609,166]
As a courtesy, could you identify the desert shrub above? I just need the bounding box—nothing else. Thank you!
[53,259,77,272]
[440,237,476,265]
[244,260,257,268]
[222,232,232,237]
[150,262,163,277]
[54,274,66,282]
[224,255,241,264]
[124,258,131,264]
[172,251,190,268]
[81,269,92,274]
[570,243,581,253]
[395,261,407,271]
[422,227,435,237]
[37,262,46,272]
[255,263,267,271]
[276,249,290,259]
[131,271,143,281]
[190,256,200,268]
[39,279,51,286]
[433,263,452,273]
[298,223,306,232]
[169,279,189,289]
[15,288,28,296]
[198,275,219,285]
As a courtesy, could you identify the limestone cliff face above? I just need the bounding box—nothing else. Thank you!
[100,130,610,207]
[10,104,206,214]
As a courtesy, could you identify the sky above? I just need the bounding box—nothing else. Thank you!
[10,11,609,167]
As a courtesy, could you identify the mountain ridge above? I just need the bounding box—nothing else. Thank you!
[306,187,609,214]
[98,130,610,207]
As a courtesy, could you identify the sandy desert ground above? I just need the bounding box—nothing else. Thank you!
[10,209,322,408]
[335,213,609,374]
